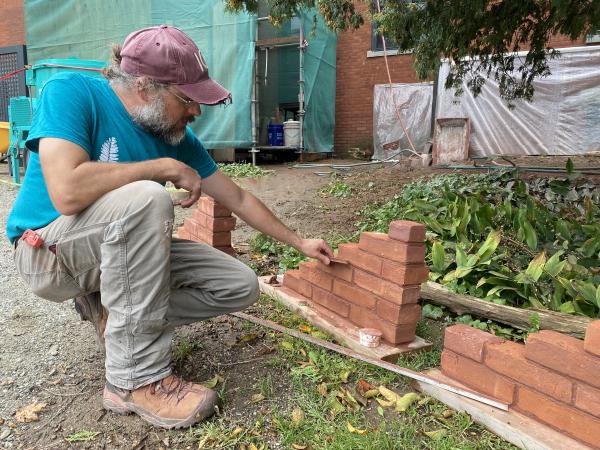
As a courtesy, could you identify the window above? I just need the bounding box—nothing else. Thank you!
[371,0,398,51]
[586,29,600,44]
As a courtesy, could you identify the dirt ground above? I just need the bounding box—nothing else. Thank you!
[0,154,596,449]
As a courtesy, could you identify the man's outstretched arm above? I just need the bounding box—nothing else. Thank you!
[201,170,333,264]
[39,137,203,215]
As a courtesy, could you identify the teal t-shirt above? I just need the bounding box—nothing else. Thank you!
[6,72,218,243]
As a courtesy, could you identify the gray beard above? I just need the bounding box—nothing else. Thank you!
[130,95,187,146]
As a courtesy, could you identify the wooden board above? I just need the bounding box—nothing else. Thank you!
[258,276,432,362]
[414,369,593,450]
[421,281,592,338]
[432,117,470,165]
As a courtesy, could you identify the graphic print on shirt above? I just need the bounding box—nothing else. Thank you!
[99,137,120,162]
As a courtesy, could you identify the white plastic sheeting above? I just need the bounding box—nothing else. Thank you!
[436,46,600,156]
[373,82,433,161]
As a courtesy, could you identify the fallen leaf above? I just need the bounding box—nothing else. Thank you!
[375,398,395,408]
[441,409,454,418]
[356,379,376,396]
[280,341,294,351]
[291,444,307,450]
[291,407,304,426]
[238,332,260,344]
[251,393,265,403]
[339,370,351,383]
[395,393,420,412]
[249,444,259,450]
[377,406,385,417]
[378,386,400,403]
[346,422,368,435]
[363,389,379,399]
[317,383,328,397]
[201,374,224,389]
[231,427,244,437]
[298,324,312,333]
[424,429,448,440]
[311,331,329,340]
[15,402,47,423]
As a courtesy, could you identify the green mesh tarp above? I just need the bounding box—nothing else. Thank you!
[24,0,335,152]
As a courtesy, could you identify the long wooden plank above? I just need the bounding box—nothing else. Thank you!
[258,276,432,362]
[421,281,592,338]
[415,369,593,450]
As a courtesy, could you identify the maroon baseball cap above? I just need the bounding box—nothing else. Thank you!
[120,25,231,105]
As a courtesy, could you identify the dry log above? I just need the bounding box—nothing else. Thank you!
[420,281,593,338]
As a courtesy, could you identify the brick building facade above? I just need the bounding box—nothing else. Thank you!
[0,0,25,47]
[333,1,589,156]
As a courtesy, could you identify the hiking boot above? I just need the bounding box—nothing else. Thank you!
[102,375,219,429]
[74,292,108,352]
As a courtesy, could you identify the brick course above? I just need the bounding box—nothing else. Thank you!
[440,322,600,448]
[176,195,235,255]
[282,220,428,344]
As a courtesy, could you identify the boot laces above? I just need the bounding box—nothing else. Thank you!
[150,375,193,402]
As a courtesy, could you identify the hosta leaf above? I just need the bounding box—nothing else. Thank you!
[522,220,538,250]
[556,219,570,240]
[477,230,501,261]
[455,245,468,268]
[431,242,447,273]
[559,301,576,314]
[544,251,566,277]
[572,280,597,305]
[525,252,546,283]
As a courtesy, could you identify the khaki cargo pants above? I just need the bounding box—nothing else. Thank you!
[13,181,260,390]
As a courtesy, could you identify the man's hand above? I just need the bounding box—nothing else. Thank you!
[167,159,202,208]
[297,238,334,265]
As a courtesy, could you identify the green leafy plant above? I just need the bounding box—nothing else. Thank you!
[65,431,100,443]
[218,162,272,178]
[321,177,353,198]
[356,165,600,318]
[251,233,307,272]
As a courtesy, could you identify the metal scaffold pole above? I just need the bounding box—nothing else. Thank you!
[298,22,306,160]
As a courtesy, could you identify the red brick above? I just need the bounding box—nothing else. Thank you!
[575,383,600,418]
[317,261,353,282]
[299,262,335,291]
[381,261,429,285]
[283,270,312,299]
[584,320,600,357]
[353,269,420,304]
[376,301,421,325]
[337,243,383,275]
[388,220,426,242]
[359,232,425,264]
[197,196,232,217]
[515,386,600,448]
[441,351,515,404]
[193,210,236,232]
[192,227,231,247]
[525,330,600,389]
[444,324,504,362]
[349,305,416,344]
[215,246,236,256]
[177,227,191,240]
[332,279,376,309]
[312,287,350,317]
[183,218,201,237]
[485,341,573,403]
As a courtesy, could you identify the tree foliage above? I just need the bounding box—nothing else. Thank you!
[225,0,600,103]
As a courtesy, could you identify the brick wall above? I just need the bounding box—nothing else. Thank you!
[0,0,25,46]
[334,1,589,156]
[441,323,600,448]
[283,220,429,344]
[177,196,236,256]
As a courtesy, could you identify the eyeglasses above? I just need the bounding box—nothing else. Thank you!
[168,88,197,108]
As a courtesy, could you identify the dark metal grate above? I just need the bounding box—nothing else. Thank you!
[0,45,27,122]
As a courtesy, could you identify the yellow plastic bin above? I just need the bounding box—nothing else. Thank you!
[0,122,9,154]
